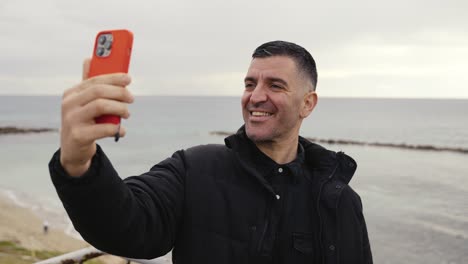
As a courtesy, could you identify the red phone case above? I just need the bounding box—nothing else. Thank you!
[89,29,133,125]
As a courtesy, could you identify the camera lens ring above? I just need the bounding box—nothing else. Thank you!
[96,47,105,56]
[98,35,107,45]
[104,40,112,50]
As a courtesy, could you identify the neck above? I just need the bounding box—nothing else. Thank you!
[255,136,299,164]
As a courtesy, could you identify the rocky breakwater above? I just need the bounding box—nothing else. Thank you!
[210,131,468,154]
[0,126,58,135]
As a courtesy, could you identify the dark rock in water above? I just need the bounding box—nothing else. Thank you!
[209,131,231,136]
[0,126,58,135]
[306,137,468,154]
[209,131,468,155]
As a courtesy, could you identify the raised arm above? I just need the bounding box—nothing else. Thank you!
[59,58,133,177]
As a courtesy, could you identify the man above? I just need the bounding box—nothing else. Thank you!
[49,41,372,263]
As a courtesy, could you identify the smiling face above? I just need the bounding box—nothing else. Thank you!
[242,56,317,144]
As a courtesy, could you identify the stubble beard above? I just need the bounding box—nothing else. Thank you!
[245,124,279,144]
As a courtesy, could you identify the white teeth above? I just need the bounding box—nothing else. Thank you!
[251,111,272,116]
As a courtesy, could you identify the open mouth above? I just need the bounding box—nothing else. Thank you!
[251,111,272,117]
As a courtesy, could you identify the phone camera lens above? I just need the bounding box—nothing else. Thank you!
[98,35,107,45]
[104,40,113,50]
[96,47,105,56]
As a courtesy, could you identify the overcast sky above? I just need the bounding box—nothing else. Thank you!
[1,0,467,98]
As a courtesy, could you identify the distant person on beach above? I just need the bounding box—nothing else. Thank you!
[49,41,372,263]
[43,220,49,234]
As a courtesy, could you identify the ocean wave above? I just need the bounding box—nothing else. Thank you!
[64,217,83,240]
[2,188,30,208]
[209,131,468,154]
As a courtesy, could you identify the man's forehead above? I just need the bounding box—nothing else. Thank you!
[246,56,299,79]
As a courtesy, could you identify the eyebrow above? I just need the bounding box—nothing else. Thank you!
[244,76,289,87]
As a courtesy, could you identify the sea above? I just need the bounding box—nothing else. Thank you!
[0,95,467,264]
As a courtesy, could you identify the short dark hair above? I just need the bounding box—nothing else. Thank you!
[252,40,318,90]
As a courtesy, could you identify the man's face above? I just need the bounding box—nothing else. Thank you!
[242,56,313,144]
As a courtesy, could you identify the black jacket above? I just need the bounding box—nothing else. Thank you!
[49,128,372,264]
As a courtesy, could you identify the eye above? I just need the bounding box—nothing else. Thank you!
[244,82,255,89]
[271,83,283,89]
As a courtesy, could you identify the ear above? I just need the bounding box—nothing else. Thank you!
[300,91,318,118]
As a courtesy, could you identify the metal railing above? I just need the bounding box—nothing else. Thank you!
[35,246,167,264]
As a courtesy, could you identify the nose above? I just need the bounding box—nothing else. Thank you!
[249,83,267,105]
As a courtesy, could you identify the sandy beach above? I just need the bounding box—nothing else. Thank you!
[0,193,170,263]
[0,194,132,263]
[0,194,87,253]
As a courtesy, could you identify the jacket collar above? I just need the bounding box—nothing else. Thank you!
[225,125,357,185]
[224,126,304,196]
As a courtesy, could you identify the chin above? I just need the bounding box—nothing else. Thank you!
[245,127,274,143]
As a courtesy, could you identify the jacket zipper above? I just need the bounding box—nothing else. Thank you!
[257,198,272,253]
[317,163,339,264]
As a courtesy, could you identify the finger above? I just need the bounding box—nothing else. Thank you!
[67,84,134,107]
[79,98,130,122]
[62,59,92,99]
[85,73,131,90]
[62,87,74,100]
[82,58,91,80]
[75,124,127,144]
[64,73,131,99]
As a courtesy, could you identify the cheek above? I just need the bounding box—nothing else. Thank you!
[241,92,250,107]
[292,95,305,111]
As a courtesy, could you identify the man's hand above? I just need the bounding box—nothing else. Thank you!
[59,59,134,177]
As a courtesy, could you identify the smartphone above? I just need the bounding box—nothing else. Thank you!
[89,29,133,127]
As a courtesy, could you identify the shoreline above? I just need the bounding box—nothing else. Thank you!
[0,192,156,263]
[0,187,83,241]
[0,193,87,253]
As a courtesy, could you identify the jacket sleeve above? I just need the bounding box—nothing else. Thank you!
[49,144,186,259]
[358,195,373,264]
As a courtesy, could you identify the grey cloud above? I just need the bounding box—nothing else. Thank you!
[1,0,467,97]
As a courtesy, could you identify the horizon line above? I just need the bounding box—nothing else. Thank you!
[1,94,468,100]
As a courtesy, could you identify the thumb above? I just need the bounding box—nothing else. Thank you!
[82,58,91,80]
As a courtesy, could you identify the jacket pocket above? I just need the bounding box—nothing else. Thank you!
[292,232,316,263]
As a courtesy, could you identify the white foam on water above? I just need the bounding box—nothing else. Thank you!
[64,216,83,240]
[0,186,83,241]
[2,188,30,208]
